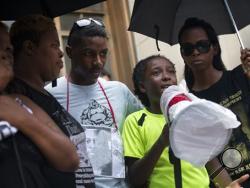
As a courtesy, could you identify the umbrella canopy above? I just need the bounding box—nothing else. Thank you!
[1,0,106,20]
[129,0,250,45]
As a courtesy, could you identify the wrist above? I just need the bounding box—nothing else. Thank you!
[158,128,169,148]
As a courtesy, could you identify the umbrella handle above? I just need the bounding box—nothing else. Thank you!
[154,25,161,51]
[223,0,245,49]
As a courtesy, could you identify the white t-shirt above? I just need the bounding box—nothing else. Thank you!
[46,76,142,188]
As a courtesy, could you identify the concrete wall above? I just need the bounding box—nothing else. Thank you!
[128,0,250,83]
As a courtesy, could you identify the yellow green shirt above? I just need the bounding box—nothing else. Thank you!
[122,108,209,188]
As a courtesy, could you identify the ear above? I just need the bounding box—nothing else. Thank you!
[138,81,146,94]
[23,40,35,56]
[66,45,72,59]
[212,44,219,56]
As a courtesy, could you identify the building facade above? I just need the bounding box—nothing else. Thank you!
[56,0,250,88]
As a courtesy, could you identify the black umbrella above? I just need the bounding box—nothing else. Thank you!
[129,0,250,49]
[1,0,106,20]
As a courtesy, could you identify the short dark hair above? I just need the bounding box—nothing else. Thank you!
[178,17,226,90]
[67,18,107,46]
[133,55,175,107]
[9,14,56,57]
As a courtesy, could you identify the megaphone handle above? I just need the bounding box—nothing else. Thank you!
[169,147,182,188]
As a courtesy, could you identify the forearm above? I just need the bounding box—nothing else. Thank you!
[18,115,79,171]
[206,158,232,187]
[128,135,168,186]
[0,95,79,171]
[4,95,80,171]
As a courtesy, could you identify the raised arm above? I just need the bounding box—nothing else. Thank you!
[124,124,169,186]
[0,94,79,172]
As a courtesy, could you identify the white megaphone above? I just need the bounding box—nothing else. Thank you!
[160,85,240,167]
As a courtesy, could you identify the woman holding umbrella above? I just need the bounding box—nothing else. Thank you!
[178,17,250,187]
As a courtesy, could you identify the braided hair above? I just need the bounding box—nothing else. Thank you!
[133,55,174,107]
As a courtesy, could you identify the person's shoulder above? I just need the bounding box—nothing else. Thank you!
[230,64,245,75]
[45,76,66,91]
[100,79,130,92]
[125,109,146,121]
[100,79,126,87]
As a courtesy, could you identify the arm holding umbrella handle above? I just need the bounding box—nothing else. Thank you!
[240,48,250,78]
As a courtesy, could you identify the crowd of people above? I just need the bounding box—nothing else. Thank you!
[0,14,249,188]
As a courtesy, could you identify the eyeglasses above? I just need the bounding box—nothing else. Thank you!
[180,40,211,56]
[75,18,104,28]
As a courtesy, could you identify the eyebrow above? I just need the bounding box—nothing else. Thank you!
[81,48,108,51]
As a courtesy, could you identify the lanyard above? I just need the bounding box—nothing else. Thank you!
[66,78,118,130]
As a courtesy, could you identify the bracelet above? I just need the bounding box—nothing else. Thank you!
[209,165,225,180]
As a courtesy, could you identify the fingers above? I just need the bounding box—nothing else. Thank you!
[235,174,249,184]
[215,183,221,188]
[241,48,250,75]
[241,48,250,62]
[225,174,249,188]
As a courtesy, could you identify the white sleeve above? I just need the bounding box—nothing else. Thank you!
[122,83,143,115]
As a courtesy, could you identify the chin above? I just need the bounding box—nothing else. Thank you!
[0,81,10,91]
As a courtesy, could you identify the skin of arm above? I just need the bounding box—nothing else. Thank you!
[0,94,79,172]
[206,158,232,188]
[125,124,169,186]
[240,48,250,79]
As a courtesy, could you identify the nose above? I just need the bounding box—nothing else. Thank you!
[192,47,200,56]
[93,54,103,66]
[96,54,102,64]
[1,50,13,65]
[59,48,64,58]
[162,72,171,81]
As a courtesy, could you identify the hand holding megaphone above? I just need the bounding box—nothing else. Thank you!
[160,85,240,167]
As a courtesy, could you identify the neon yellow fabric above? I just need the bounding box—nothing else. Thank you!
[122,108,209,188]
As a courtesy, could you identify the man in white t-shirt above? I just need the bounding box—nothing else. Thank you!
[46,18,142,188]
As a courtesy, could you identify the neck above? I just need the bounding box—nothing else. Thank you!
[192,67,223,91]
[146,101,162,114]
[69,70,97,85]
[14,60,46,93]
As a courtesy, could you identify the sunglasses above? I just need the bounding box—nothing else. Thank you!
[75,18,104,28]
[180,40,211,56]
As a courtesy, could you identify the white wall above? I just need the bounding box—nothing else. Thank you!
[128,0,250,83]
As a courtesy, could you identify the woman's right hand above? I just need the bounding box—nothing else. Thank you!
[216,174,249,188]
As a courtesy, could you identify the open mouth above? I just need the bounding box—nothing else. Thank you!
[161,84,171,90]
